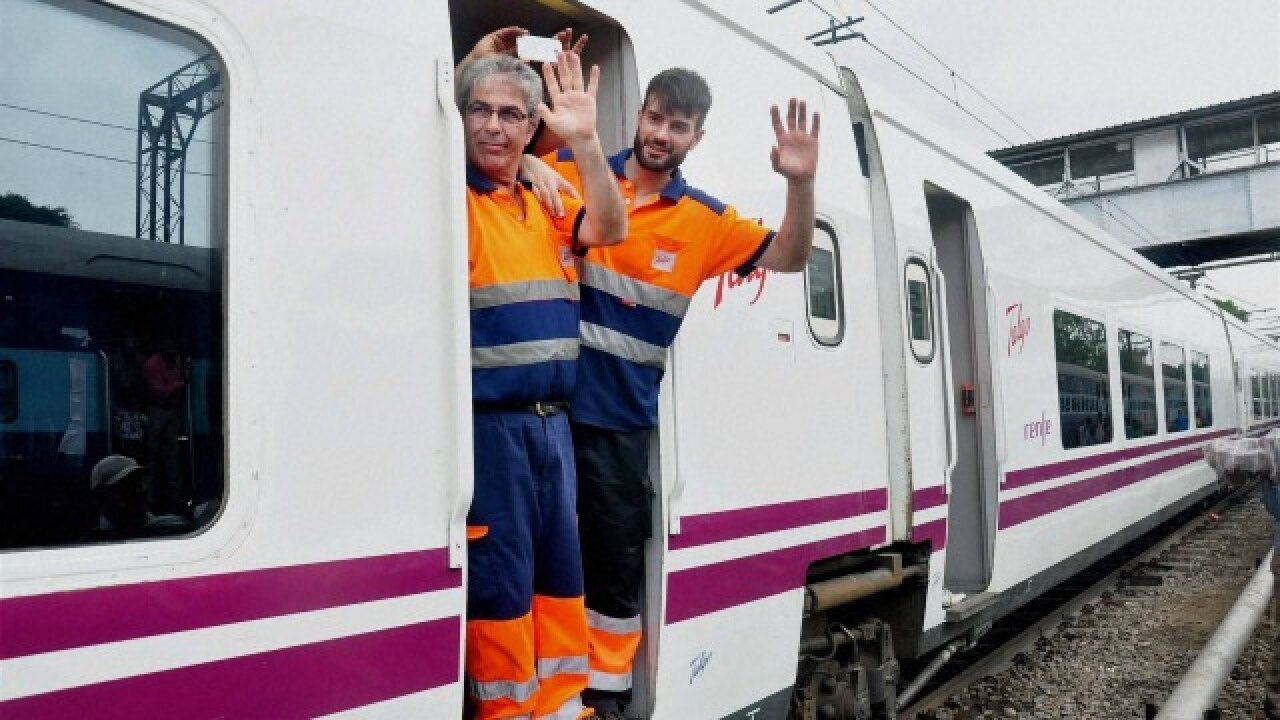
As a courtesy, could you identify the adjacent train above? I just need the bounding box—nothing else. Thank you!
[2,0,1279,718]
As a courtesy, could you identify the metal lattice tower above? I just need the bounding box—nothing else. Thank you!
[136,54,223,245]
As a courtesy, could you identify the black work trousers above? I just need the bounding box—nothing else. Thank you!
[571,422,654,620]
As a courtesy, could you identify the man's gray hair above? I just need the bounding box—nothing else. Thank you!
[457,55,544,117]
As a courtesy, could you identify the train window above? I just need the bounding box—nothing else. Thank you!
[1161,343,1189,433]
[1190,351,1212,428]
[1254,374,1265,420]
[1118,330,1157,439]
[1054,310,1112,450]
[1273,373,1280,418]
[805,222,844,346]
[1,0,226,550]
[0,360,17,423]
[1270,373,1279,418]
[903,258,934,362]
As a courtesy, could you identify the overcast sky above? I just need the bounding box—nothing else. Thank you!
[778,0,1279,326]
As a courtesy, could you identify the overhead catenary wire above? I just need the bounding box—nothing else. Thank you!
[808,2,1177,258]
[858,37,1017,147]
[856,0,1037,143]
[0,135,213,177]
[0,101,216,145]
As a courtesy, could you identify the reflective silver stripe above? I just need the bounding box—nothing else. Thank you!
[536,694,584,720]
[472,338,580,368]
[588,668,633,692]
[472,279,579,310]
[586,608,643,635]
[580,322,667,370]
[580,261,690,317]
[538,654,589,678]
[467,674,539,702]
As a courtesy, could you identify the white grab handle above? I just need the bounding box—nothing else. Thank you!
[437,57,474,569]
[932,249,958,493]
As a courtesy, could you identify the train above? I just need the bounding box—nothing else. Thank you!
[2,0,1280,718]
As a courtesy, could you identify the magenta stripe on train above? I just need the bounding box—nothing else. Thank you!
[668,488,888,551]
[1002,428,1233,491]
[998,449,1204,529]
[664,526,886,624]
[0,617,460,719]
[912,518,948,551]
[913,485,948,511]
[0,548,459,661]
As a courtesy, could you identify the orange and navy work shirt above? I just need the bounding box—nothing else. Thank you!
[545,148,774,430]
[467,164,585,407]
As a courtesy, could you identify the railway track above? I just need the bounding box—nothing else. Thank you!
[899,481,1266,719]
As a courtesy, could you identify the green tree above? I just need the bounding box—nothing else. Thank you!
[0,193,74,228]
[1212,297,1249,323]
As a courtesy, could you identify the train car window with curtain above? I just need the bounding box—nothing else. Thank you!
[1118,329,1157,439]
[1161,343,1189,432]
[1190,351,1212,427]
[1054,310,1112,450]
[0,0,226,550]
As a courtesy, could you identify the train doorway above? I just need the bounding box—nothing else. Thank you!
[924,187,999,593]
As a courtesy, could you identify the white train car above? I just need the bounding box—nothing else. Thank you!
[2,1,1279,719]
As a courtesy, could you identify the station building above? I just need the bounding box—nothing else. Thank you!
[988,91,1280,269]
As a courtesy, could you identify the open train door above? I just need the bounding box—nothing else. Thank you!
[923,187,1001,596]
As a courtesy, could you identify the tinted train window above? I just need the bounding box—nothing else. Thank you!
[1259,371,1269,417]
[1264,371,1274,417]
[1054,310,1112,450]
[805,223,843,346]
[1161,343,1189,433]
[1190,351,1212,428]
[1118,329,1157,439]
[1,0,225,550]
[903,259,934,362]
[0,360,17,423]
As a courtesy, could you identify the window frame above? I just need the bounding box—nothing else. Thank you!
[903,256,936,364]
[1052,307,1114,451]
[1188,349,1213,429]
[1158,340,1190,434]
[1183,111,1257,162]
[1068,138,1136,182]
[1116,326,1158,440]
[803,219,845,347]
[0,0,238,570]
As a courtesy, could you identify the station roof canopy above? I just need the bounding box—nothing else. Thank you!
[989,90,1280,161]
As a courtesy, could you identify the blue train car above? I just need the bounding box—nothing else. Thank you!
[0,218,222,548]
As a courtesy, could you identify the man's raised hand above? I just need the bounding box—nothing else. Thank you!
[769,98,821,183]
[465,26,527,62]
[537,51,601,146]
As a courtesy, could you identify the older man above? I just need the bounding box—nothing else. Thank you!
[458,51,626,720]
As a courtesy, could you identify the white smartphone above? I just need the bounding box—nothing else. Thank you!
[516,35,561,64]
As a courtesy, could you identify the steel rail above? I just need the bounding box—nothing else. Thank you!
[899,483,1255,718]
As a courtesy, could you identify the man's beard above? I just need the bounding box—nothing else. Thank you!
[632,135,688,173]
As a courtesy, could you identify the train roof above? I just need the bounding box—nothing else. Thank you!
[0,218,219,293]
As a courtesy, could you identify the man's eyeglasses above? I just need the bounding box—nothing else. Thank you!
[466,102,530,127]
